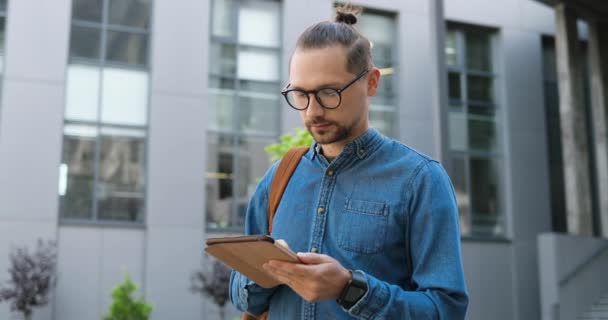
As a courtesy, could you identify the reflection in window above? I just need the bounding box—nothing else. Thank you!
[59,0,151,223]
[97,128,146,222]
[445,24,504,237]
[358,10,398,137]
[0,2,8,101]
[206,0,281,229]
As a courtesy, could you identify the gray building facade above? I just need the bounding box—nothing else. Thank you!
[0,0,606,319]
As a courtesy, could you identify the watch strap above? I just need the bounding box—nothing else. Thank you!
[337,270,368,310]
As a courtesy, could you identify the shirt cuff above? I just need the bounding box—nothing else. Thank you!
[344,270,389,320]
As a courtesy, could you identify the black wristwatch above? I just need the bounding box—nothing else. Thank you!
[337,270,368,310]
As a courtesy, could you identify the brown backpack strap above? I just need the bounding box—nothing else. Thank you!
[241,147,308,320]
[267,146,309,234]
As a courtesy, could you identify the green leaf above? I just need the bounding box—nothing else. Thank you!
[264,128,313,162]
[104,271,153,320]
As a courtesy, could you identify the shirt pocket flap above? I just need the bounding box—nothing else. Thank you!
[345,198,387,216]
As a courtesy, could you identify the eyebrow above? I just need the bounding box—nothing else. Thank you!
[287,81,344,91]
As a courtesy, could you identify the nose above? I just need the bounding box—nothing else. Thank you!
[305,93,325,118]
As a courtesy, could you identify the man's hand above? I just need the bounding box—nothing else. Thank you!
[262,245,351,302]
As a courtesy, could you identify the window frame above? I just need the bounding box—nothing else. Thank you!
[444,22,509,240]
[358,7,399,139]
[59,0,153,226]
[206,0,283,232]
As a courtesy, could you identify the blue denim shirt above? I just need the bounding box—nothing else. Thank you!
[229,128,468,319]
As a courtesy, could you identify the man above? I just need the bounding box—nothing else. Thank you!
[229,6,468,319]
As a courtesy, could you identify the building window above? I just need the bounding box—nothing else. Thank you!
[0,0,8,106]
[59,0,151,223]
[206,0,281,230]
[358,9,398,138]
[542,37,599,234]
[445,24,505,237]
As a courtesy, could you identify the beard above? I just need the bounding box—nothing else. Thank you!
[305,118,354,145]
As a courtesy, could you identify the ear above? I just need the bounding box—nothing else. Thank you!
[367,68,381,96]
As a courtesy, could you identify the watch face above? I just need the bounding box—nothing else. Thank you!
[345,287,366,302]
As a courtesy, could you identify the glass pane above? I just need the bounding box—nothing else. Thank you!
[371,45,392,68]
[209,42,236,76]
[105,31,148,66]
[468,103,495,116]
[109,0,150,28]
[238,0,280,47]
[239,79,278,94]
[0,17,5,54]
[468,117,498,152]
[448,72,461,100]
[466,32,491,72]
[542,40,557,82]
[449,156,470,236]
[0,0,7,12]
[370,95,396,108]
[237,48,279,81]
[212,0,235,38]
[359,13,395,45]
[69,25,101,60]
[449,101,464,112]
[369,109,396,137]
[449,111,467,151]
[234,136,274,226]
[238,92,279,134]
[97,127,146,222]
[72,0,103,22]
[467,75,493,103]
[208,90,234,131]
[470,157,502,236]
[101,68,149,126]
[206,133,236,228]
[209,76,236,90]
[445,30,458,66]
[60,125,98,219]
[376,73,394,96]
[65,64,100,122]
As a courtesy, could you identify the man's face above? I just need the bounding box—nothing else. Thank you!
[288,46,378,146]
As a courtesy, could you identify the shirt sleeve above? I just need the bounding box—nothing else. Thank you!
[344,161,469,319]
[229,162,281,316]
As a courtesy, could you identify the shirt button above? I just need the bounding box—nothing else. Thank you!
[327,170,334,176]
[317,207,326,214]
[311,247,318,253]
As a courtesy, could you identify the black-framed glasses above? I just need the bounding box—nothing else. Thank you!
[281,69,369,110]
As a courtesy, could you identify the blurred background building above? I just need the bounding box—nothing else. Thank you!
[0,0,606,319]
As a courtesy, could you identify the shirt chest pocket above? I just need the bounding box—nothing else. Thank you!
[337,198,388,254]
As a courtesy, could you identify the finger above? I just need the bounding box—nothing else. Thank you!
[264,261,299,278]
[262,264,282,281]
[263,263,306,288]
[266,260,320,280]
[296,252,333,265]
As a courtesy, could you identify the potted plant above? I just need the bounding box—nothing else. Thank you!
[0,239,58,320]
[104,272,152,320]
[191,258,232,320]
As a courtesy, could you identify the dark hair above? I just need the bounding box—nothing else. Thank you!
[294,4,373,74]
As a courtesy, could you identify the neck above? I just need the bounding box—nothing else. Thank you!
[319,124,369,159]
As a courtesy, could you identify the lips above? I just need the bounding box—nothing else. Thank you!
[311,123,331,129]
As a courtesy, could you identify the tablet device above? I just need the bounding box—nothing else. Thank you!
[205,235,300,288]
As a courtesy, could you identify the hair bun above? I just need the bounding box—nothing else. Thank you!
[335,5,361,25]
[335,11,358,25]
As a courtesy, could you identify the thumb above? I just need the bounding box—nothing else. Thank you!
[296,252,332,265]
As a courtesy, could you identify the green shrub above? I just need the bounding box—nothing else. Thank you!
[104,273,152,320]
[264,128,313,162]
